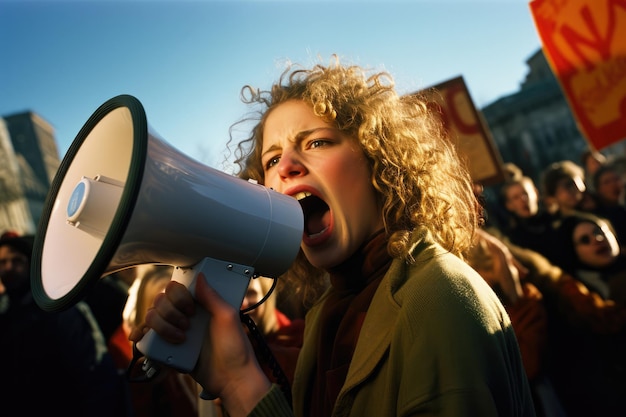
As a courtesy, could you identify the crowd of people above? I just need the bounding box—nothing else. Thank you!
[1,56,625,417]
[0,232,126,416]
[470,154,626,417]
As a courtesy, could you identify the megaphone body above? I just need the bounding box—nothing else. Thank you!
[31,95,303,372]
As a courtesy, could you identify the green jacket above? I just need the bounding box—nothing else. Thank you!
[251,227,536,417]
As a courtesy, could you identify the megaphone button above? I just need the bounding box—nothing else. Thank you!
[67,180,86,218]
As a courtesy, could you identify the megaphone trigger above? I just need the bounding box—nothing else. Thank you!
[135,256,253,373]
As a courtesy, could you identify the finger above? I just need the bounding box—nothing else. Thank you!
[511,257,529,278]
[151,289,193,331]
[164,280,196,316]
[128,324,149,342]
[144,305,187,343]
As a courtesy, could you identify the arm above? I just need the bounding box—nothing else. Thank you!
[473,229,525,305]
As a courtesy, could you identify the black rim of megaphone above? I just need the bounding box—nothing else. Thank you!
[30,94,148,312]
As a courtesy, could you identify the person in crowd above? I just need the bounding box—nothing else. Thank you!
[107,266,152,372]
[0,234,124,417]
[502,175,540,220]
[84,268,136,347]
[497,173,562,265]
[472,163,523,232]
[590,163,626,248]
[593,163,625,208]
[110,265,201,417]
[610,154,626,191]
[240,276,304,386]
[541,160,594,216]
[503,162,524,181]
[489,223,626,417]
[542,212,626,417]
[555,212,626,305]
[131,58,536,416]
[580,148,607,192]
[467,228,567,417]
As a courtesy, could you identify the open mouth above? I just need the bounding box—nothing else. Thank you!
[595,245,611,256]
[294,191,330,238]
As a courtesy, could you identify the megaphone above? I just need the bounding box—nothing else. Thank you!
[30,94,303,372]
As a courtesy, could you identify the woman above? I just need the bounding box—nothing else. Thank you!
[556,213,626,304]
[591,163,626,249]
[540,160,589,216]
[545,212,626,417]
[132,58,535,416]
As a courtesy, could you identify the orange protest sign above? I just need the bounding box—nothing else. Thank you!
[414,76,504,186]
[529,0,626,150]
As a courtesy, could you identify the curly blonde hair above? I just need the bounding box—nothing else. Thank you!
[228,57,479,300]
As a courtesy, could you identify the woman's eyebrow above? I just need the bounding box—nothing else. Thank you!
[294,127,335,141]
[261,143,281,159]
[261,127,337,159]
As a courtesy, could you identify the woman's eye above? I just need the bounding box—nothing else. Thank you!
[310,139,328,149]
[265,156,280,169]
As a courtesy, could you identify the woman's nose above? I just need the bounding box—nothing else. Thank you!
[277,151,306,178]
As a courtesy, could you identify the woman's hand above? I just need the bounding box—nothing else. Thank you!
[129,274,272,417]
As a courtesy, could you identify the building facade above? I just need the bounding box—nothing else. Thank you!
[482,48,625,186]
[0,111,60,235]
[481,48,590,187]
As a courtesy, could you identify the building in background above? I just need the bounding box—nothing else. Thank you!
[482,48,585,186]
[481,48,625,187]
[478,47,625,230]
[0,111,60,235]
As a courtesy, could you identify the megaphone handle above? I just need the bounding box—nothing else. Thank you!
[135,257,253,373]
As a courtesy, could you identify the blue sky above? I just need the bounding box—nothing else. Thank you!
[0,0,542,171]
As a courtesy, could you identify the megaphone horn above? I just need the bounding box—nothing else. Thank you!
[30,94,304,315]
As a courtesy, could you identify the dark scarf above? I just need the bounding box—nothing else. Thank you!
[307,230,391,417]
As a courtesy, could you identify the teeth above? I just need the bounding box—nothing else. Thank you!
[307,226,329,239]
[293,191,312,201]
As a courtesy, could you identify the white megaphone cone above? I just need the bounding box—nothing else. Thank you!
[30,94,303,372]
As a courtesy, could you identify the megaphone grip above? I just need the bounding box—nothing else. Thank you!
[135,257,252,373]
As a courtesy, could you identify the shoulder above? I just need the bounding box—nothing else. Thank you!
[386,230,510,334]
[401,252,504,315]
[395,228,499,309]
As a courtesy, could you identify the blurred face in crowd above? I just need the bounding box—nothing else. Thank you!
[504,180,539,218]
[134,275,169,328]
[584,153,605,175]
[573,221,620,269]
[241,278,267,325]
[553,176,585,212]
[0,245,30,296]
[596,169,624,206]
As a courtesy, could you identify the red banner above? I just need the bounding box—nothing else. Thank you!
[530,0,626,150]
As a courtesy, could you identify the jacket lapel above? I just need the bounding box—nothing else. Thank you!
[338,258,402,395]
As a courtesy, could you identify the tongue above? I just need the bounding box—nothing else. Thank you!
[306,210,330,235]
